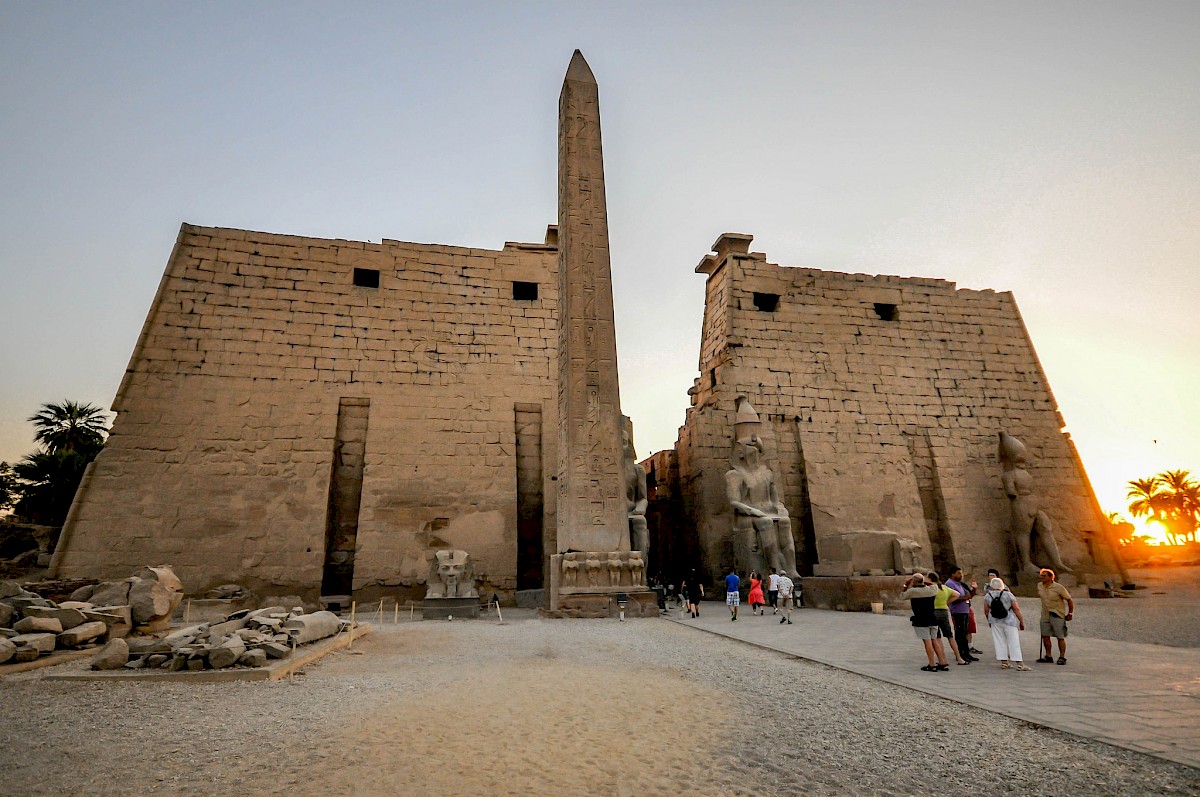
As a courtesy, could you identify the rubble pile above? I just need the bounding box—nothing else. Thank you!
[0,580,121,664]
[1,565,184,666]
[114,607,347,671]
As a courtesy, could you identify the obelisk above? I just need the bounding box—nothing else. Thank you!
[555,50,628,553]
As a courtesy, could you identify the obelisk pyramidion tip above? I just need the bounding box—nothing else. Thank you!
[565,50,596,84]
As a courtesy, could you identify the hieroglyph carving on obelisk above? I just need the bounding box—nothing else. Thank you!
[556,50,628,553]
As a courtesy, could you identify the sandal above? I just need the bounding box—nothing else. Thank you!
[999,662,1011,669]
[1036,656,1054,663]
[1057,657,1066,665]
[935,664,949,672]
[920,665,937,672]
[1012,663,1031,671]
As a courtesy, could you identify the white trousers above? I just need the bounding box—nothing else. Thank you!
[991,623,1023,662]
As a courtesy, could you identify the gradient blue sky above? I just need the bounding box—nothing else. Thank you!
[2,2,1197,519]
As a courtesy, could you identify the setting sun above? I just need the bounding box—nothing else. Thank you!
[1134,517,1173,546]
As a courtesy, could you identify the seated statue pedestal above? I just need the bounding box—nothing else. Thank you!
[801,575,910,612]
[548,551,654,617]
[422,596,481,621]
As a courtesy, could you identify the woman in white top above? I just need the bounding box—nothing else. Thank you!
[983,577,1030,671]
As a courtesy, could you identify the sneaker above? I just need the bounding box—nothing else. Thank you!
[1057,657,1066,665]
[780,617,786,624]
[969,647,983,655]
[786,619,792,624]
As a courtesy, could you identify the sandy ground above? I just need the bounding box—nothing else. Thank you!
[4,591,1199,797]
[1065,565,1200,648]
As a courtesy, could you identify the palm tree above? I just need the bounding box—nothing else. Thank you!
[1105,511,1137,546]
[27,400,109,455]
[1157,470,1200,544]
[12,449,92,525]
[1127,476,1176,544]
[1127,477,1164,519]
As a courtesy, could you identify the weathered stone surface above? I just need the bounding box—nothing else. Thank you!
[87,580,133,608]
[14,646,40,662]
[11,632,56,654]
[555,50,627,554]
[86,605,133,627]
[0,601,14,627]
[0,581,24,599]
[57,620,108,647]
[14,616,63,634]
[208,637,247,669]
[58,600,94,610]
[68,584,96,602]
[259,641,291,659]
[282,611,341,644]
[129,579,174,625]
[91,638,129,670]
[186,657,205,671]
[134,565,184,594]
[23,606,88,630]
[0,637,15,664]
[238,648,268,668]
[9,594,53,613]
[146,654,169,668]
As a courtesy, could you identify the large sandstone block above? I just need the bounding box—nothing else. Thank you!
[129,579,174,625]
[57,621,108,647]
[87,579,134,607]
[0,637,15,664]
[22,606,88,630]
[91,638,129,670]
[13,616,63,634]
[11,632,56,655]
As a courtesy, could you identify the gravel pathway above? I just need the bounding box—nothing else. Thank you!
[3,613,1196,796]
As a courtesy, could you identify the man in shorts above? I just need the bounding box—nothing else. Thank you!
[725,567,741,621]
[777,572,795,624]
[1036,568,1074,664]
[766,567,780,614]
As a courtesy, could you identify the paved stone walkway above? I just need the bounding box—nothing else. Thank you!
[669,603,1200,769]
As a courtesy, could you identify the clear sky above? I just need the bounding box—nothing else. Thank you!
[1,2,1197,520]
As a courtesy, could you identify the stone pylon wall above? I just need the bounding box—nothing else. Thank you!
[52,224,560,599]
[673,234,1117,589]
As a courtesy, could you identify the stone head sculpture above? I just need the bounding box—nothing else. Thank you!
[425,549,478,599]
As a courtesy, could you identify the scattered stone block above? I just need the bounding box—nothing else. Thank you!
[238,648,268,668]
[209,636,247,669]
[57,620,108,647]
[129,579,174,625]
[146,654,169,668]
[14,646,40,662]
[24,605,89,629]
[282,611,341,644]
[14,616,63,634]
[11,632,56,655]
[68,584,97,602]
[86,580,133,608]
[58,601,94,610]
[91,638,129,670]
[0,581,24,600]
[186,658,205,671]
[0,637,15,664]
[0,602,15,627]
[9,595,53,613]
[259,641,291,659]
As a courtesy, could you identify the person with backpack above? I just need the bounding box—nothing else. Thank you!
[983,576,1030,670]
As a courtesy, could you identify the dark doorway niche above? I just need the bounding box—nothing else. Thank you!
[512,281,538,300]
[322,397,370,597]
[353,268,380,288]
[874,303,898,321]
[514,403,544,590]
[753,292,780,312]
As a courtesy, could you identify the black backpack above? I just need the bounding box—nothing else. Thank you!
[990,591,1009,619]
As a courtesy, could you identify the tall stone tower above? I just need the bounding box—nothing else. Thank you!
[550,51,651,615]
